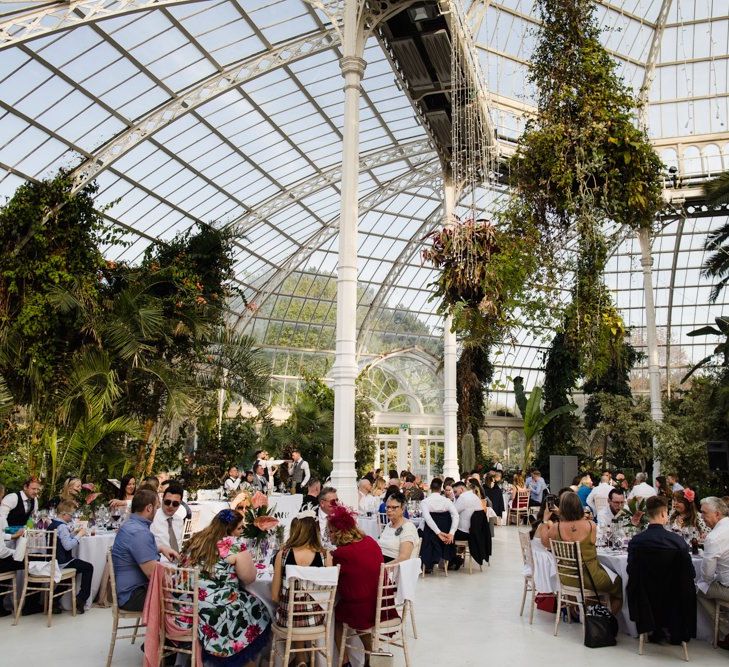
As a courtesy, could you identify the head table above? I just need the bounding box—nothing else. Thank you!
[529,539,713,643]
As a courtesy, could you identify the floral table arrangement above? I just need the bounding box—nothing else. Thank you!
[242,492,281,563]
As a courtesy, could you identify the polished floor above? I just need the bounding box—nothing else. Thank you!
[2,526,727,666]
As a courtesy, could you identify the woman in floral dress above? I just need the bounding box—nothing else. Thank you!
[182,509,271,666]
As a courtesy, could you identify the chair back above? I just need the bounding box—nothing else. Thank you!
[550,539,584,595]
[515,490,530,509]
[594,495,609,512]
[378,512,388,526]
[518,531,534,571]
[374,562,404,649]
[282,565,339,630]
[24,529,58,579]
[181,518,193,546]
[107,549,119,610]
[412,538,422,559]
[159,563,200,648]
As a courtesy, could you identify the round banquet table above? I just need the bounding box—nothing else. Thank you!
[596,549,711,641]
[189,501,229,532]
[357,515,380,539]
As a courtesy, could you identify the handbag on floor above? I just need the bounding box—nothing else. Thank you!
[535,593,557,613]
[581,567,618,648]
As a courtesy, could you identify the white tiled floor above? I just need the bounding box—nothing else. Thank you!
[2,526,727,665]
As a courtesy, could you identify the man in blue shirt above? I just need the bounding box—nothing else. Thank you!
[111,489,178,611]
[48,500,95,613]
[526,469,547,507]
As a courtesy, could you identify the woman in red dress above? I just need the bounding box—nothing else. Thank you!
[328,504,383,666]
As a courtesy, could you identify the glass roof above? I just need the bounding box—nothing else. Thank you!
[1,0,728,411]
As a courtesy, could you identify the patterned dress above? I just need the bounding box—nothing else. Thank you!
[193,537,271,665]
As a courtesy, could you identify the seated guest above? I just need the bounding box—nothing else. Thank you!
[511,472,528,506]
[139,475,159,493]
[586,473,613,516]
[111,489,177,611]
[271,513,332,626]
[698,496,729,648]
[387,470,400,488]
[614,471,629,491]
[628,472,657,501]
[443,480,455,502]
[627,496,696,645]
[403,473,425,501]
[597,488,626,535]
[576,474,593,507]
[667,473,684,492]
[420,478,457,573]
[110,474,136,510]
[542,491,622,614]
[0,527,25,615]
[669,489,707,540]
[301,478,321,511]
[357,478,376,513]
[46,476,82,510]
[48,501,94,613]
[223,465,241,494]
[654,475,672,499]
[328,504,382,663]
[372,477,387,501]
[378,484,402,515]
[317,487,338,548]
[182,509,271,664]
[0,476,41,531]
[253,462,268,495]
[150,482,186,555]
[378,491,418,563]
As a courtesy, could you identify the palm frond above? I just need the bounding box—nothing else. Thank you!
[58,348,119,424]
[704,171,729,206]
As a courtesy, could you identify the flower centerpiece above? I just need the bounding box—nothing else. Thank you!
[242,492,280,562]
[77,483,103,520]
[613,496,649,536]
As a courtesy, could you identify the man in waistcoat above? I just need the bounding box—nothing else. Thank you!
[289,448,310,494]
[0,476,41,531]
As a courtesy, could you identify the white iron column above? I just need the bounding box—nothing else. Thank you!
[638,227,663,480]
[442,178,460,480]
[330,0,365,508]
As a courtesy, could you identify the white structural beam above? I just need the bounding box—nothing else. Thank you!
[638,0,672,126]
[230,137,435,237]
[442,177,459,480]
[0,0,202,49]
[329,0,365,509]
[235,158,443,329]
[69,29,337,193]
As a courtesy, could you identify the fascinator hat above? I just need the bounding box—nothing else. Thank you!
[327,504,357,532]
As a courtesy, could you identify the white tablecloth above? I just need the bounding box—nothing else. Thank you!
[60,531,117,610]
[269,494,303,528]
[357,516,380,539]
[530,542,559,593]
[189,501,229,531]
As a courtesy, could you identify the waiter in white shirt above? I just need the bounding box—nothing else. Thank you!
[223,466,241,494]
[0,477,41,531]
[421,478,458,544]
[627,472,658,500]
[289,449,310,494]
[453,481,482,540]
[150,483,186,556]
[698,496,729,647]
[586,473,614,515]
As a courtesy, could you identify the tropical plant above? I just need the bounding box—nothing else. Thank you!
[456,343,494,463]
[700,184,729,301]
[680,317,729,382]
[513,378,578,470]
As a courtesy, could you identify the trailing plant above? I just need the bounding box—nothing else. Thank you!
[456,343,494,463]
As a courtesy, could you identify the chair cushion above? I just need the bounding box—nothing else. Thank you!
[272,622,326,637]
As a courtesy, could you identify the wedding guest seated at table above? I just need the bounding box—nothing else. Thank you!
[667,473,684,492]
[139,475,159,493]
[628,472,657,501]
[328,504,383,665]
[443,479,456,502]
[0,476,41,531]
[626,496,696,645]
[542,491,622,614]
[0,526,25,615]
[669,489,707,540]
[372,477,387,501]
[510,472,526,507]
[576,474,593,507]
[111,489,177,611]
[317,487,338,548]
[420,478,457,573]
[48,500,94,613]
[357,478,377,514]
[378,491,418,564]
[388,470,400,488]
[378,484,401,516]
[46,476,82,510]
[586,472,613,516]
[253,462,269,495]
[529,497,559,560]
[109,474,136,510]
[271,512,332,627]
[150,482,186,555]
[403,473,425,501]
[181,509,271,664]
[698,496,729,649]
[596,488,626,535]
[654,475,672,499]
[301,478,321,511]
[223,465,241,495]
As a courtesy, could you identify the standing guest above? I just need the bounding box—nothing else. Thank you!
[388,470,400,488]
[0,525,24,616]
[378,491,418,563]
[586,473,613,516]
[698,496,729,648]
[510,472,527,507]
[526,469,547,507]
[596,489,626,535]
[253,462,269,495]
[576,475,593,507]
[150,482,186,554]
[453,481,482,541]
[628,472,657,500]
[48,501,94,613]
[271,513,332,626]
[0,476,41,531]
[111,489,177,611]
[542,491,622,614]
[223,466,241,494]
[288,448,310,494]
[357,478,374,512]
[317,487,339,548]
[301,479,321,511]
[328,504,382,664]
[667,473,684,492]
[110,474,136,510]
[421,478,458,545]
[626,496,696,645]
[669,489,708,540]
[46,476,83,510]
[655,475,672,499]
[182,509,271,664]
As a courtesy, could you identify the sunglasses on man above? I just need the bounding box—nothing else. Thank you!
[163,499,181,508]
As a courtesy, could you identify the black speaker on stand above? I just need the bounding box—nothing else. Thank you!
[706,441,729,496]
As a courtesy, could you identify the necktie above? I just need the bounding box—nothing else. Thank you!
[167,517,179,552]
